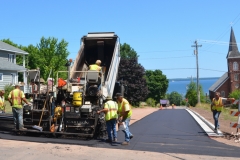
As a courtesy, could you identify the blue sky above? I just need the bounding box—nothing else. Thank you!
[1,0,240,79]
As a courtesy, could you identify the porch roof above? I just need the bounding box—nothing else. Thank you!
[0,60,26,71]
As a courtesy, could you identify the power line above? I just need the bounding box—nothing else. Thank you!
[202,12,240,51]
[232,12,240,27]
[199,68,226,72]
[198,39,240,45]
[138,49,192,53]
[147,68,226,73]
[199,50,225,55]
[139,55,194,60]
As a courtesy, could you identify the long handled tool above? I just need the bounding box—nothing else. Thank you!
[32,69,52,131]
[32,89,50,131]
[58,109,64,132]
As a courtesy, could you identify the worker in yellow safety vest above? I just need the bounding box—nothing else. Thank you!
[89,60,102,71]
[8,84,30,130]
[116,93,133,145]
[211,92,234,132]
[0,90,5,113]
[89,60,103,89]
[97,96,118,142]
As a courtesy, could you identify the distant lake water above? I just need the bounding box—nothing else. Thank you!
[167,77,219,95]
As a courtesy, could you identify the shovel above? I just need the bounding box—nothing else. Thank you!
[32,89,50,132]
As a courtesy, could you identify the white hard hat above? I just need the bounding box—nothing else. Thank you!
[96,60,101,64]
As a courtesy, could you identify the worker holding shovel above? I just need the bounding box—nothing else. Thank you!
[8,84,30,130]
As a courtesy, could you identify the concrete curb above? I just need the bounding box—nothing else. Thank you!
[186,108,223,137]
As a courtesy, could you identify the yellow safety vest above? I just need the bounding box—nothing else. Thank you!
[0,96,4,110]
[104,100,118,121]
[8,89,25,108]
[118,98,132,118]
[212,97,223,112]
[89,64,101,71]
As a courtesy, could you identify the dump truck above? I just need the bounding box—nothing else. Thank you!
[0,32,124,139]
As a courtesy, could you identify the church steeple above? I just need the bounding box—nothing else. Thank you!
[227,27,240,58]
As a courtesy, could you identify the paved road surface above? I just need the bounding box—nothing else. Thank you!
[0,109,239,158]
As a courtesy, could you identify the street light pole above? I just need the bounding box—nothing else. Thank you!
[192,40,202,104]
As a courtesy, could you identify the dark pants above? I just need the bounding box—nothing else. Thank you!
[12,107,24,130]
[212,110,221,130]
[106,119,117,140]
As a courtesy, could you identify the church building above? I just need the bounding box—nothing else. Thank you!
[209,27,240,99]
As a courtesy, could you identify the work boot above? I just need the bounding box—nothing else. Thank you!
[130,135,134,139]
[105,139,112,143]
[121,141,129,145]
[113,138,117,142]
[19,127,27,130]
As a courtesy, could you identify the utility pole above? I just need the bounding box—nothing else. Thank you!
[192,40,202,104]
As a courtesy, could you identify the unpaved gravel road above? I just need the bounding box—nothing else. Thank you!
[0,107,239,160]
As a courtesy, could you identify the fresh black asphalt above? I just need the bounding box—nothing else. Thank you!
[0,109,239,158]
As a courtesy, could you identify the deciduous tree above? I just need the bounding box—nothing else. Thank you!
[167,91,183,106]
[120,43,138,59]
[145,70,168,101]
[118,58,148,106]
[185,82,205,106]
[229,89,240,109]
[36,37,69,80]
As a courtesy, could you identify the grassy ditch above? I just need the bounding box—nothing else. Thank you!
[195,103,238,122]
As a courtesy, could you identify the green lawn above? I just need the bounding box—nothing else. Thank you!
[4,101,12,113]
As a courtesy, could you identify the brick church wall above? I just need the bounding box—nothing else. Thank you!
[228,59,240,94]
[216,79,230,98]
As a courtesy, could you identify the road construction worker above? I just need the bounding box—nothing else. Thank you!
[30,79,38,100]
[97,96,118,143]
[115,93,133,145]
[211,92,234,132]
[89,60,102,89]
[8,84,30,130]
[0,90,5,113]
[89,60,102,71]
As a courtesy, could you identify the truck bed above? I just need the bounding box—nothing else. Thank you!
[70,32,120,98]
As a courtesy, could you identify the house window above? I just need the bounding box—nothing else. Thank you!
[233,62,238,71]
[221,91,225,97]
[8,54,15,63]
[11,73,16,84]
[234,74,239,81]
[235,83,239,89]
[0,73,3,81]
